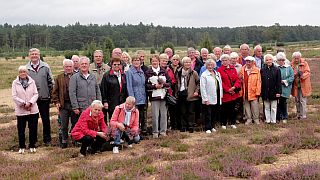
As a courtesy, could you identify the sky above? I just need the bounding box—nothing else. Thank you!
[1,0,318,28]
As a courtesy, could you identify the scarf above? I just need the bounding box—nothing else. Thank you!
[19,77,29,89]
[124,108,132,126]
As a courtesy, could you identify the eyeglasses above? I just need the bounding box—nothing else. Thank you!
[172,59,179,61]
[113,64,121,66]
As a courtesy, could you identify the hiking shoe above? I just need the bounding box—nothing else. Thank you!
[205,130,212,134]
[230,125,237,129]
[282,119,288,124]
[254,119,260,125]
[245,120,252,125]
[113,147,119,154]
[211,128,217,132]
[160,132,167,137]
[221,126,227,130]
[18,148,25,154]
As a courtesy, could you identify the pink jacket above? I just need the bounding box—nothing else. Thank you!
[110,103,139,136]
[71,107,107,141]
[12,76,39,116]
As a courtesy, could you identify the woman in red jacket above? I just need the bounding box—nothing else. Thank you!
[71,100,108,157]
[217,54,242,129]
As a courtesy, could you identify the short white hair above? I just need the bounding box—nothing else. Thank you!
[207,53,217,60]
[18,65,28,72]
[240,44,250,50]
[91,100,103,108]
[71,55,80,60]
[126,96,136,104]
[264,54,274,63]
[254,45,262,52]
[79,56,90,63]
[63,59,74,66]
[230,52,239,59]
[29,48,40,54]
[200,48,208,54]
[220,54,230,60]
[223,45,231,50]
[276,52,287,61]
[205,59,217,67]
[213,47,222,52]
[181,56,191,65]
[292,51,302,58]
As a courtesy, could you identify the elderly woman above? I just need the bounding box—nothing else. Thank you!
[276,52,294,123]
[291,52,312,119]
[167,54,181,130]
[260,54,282,124]
[121,52,131,72]
[71,100,108,157]
[230,52,242,76]
[200,59,223,133]
[240,56,261,125]
[146,54,171,138]
[100,57,128,122]
[126,55,147,133]
[217,54,241,129]
[12,66,39,154]
[176,57,200,133]
[110,96,140,153]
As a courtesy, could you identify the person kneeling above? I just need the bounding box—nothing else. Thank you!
[71,100,108,157]
[110,96,140,154]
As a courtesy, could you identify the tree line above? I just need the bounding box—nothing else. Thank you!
[1,22,320,53]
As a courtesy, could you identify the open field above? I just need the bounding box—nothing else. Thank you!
[0,45,319,179]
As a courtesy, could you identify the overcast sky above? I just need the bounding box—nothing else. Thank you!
[1,0,318,27]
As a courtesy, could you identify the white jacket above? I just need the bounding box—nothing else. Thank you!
[200,69,223,105]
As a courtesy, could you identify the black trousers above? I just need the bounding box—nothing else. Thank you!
[179,100,195,130]
[136,104,146,132]
[17,113,39,148]
[37,99,51,143]
[79,135,106,155]
[221,100,237,126]
[168,104,180,130]
[60,102,78,143]
[277,97,288,120]
[203,104,220,130]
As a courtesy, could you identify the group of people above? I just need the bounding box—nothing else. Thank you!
[12,44,312,156]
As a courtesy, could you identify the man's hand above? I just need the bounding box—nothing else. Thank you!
[193,92,198,97]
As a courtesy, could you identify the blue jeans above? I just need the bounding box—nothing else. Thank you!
[114,129,140,145]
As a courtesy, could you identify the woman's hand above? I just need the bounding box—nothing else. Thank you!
[97,132,107,139]
[117,123,125,131]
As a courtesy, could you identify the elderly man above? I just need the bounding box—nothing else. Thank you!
[164,47,174,61]
[240,56,261,125]
[89,50,110,85]
[188,47,203,75]
[253,45,263,69]
[238,44,250,65]
[291,52,312,119]
[69,56,102,117]
[71,55,80,73]
[26,48,54,146]
[112,48,122,58]
[213,47,222,67]
[200,48,209,64]
[52,59,77,148]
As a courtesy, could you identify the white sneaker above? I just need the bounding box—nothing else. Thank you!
[160,132,167,137]
[211,128,217,132]
[221,126,227,129]
[153,134,159,139]
[30,148,36,153]
[282,119,288,124]
[231,125,237,129]
[18,148,25,154]
[128,144,133,148]
[113,147,119,154]
[205,130,212,134]
[245,120,252,125]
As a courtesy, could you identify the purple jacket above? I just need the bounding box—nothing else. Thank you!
[12,76,39,116]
